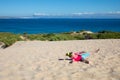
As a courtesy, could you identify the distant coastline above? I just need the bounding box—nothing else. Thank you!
[0,12,120,19]
[0,17,120,19]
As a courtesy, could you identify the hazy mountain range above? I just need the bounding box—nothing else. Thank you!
[0,12,120,19]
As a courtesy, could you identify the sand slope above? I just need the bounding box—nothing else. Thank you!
[0,39,120,80]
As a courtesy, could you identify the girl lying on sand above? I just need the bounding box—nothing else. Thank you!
[66,49,100,64]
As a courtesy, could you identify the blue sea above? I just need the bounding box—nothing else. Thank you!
[0,18,120,34]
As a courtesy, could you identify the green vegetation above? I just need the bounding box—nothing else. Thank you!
[28,33,85,41]
[0,30,120,47]
[0,32,22,47]
[95,31,120,39]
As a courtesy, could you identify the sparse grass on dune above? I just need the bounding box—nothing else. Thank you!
[0,32,22,47]
[28,33,85,41]
[0,30,120,47]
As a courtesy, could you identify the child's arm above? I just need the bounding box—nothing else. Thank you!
[69,60,73,63]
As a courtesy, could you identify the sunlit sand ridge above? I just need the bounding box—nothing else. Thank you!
[0,39,120,80]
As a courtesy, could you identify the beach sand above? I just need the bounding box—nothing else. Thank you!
[0,39,120,80]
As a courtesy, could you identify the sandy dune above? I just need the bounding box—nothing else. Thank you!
[0,39,120,80]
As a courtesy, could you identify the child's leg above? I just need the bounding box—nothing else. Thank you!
[90,48,100,54]
[95,48,100,53]
[81,59,89,64]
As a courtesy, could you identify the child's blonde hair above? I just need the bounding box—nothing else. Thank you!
[66,52,72,57]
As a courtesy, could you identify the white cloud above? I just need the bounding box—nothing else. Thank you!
[33,13,49,16]
[108,11,120,14]
[72,12,95,16]
[72,13,83,15]
[72,11,120,16]
[32,11,120,18]
[33,13,70,17]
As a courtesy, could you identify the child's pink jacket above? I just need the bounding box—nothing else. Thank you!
[71,52,82,62]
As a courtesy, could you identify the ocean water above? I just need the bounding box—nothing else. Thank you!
[0,18,120,34]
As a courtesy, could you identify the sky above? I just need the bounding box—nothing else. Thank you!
[0,0,120,17]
